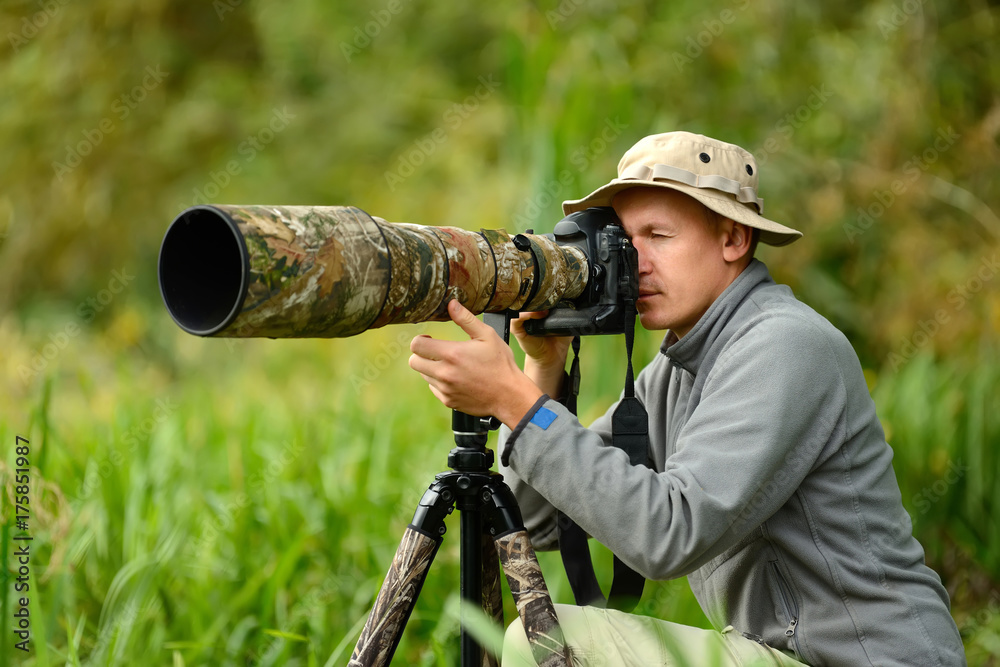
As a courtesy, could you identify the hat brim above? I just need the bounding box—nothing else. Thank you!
[562,180,803,247]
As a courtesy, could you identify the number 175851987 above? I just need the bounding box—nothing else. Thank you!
[13,434,32,653]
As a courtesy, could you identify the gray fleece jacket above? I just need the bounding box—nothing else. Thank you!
[498,259,965,666]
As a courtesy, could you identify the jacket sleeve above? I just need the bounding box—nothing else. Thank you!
[496,421,562,550]
[496,363,655,550]
[497,380,623,551]
[503,315,848,580]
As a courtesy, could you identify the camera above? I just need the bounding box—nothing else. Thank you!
[158,204,636,339]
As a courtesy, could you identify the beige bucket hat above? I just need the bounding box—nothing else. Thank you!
[562,131,802,246]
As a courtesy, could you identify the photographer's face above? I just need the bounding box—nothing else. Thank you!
[614,187,751,337]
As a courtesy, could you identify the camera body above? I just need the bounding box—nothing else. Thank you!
[523,207,639,337]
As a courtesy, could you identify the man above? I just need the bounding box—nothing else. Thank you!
[408,132,966,665]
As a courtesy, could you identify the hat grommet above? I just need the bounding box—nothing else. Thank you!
[746,164,753,175]
[699,152,711,163]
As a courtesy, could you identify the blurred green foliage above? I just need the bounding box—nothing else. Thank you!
[1,0,998,664]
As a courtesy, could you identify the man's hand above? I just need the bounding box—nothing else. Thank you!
[511,311,573,399]
[409,300,544,428]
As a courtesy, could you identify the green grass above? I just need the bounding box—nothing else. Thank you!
[2,304,998,665]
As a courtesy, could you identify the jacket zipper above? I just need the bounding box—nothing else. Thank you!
[769,561,801,644]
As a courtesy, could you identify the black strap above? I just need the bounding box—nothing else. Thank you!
[557,336,606,606]
[565,335,581,416]
[556,511,605,607]
[612,296,648,468]
[557,287,650,611]
[607,292,649,611]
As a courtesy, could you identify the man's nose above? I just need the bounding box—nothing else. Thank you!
[634,242,651,275]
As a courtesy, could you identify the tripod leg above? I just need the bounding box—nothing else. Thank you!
[349,526,440,666]
[495,530,572,666]
[349,526,440,667]
[351,476,457,666]
[482,479,572,666]
[481,532,503,667]
[482,532,504,624]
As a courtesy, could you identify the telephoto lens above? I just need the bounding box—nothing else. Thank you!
[158,205,588,338]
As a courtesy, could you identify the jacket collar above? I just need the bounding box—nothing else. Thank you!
[659,259,772,376]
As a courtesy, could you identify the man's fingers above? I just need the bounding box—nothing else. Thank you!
[511,310,548,335]
[410,333,447,361]
[448,299,492,339]
[428,384,450,407]
[408,352,435,377]
[415,372,453,409]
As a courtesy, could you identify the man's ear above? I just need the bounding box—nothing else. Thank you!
[721,220,753,263]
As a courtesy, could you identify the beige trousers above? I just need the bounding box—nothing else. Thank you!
[502,604,807,666]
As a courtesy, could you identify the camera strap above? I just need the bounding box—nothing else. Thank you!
[607,295,650,611]
[557,298,650,612]
[556,336,606,606]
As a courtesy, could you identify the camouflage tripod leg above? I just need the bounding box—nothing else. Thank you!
[349,474,456,667]
[349,471,497,667]
[347,499,568,667]
[481,532,503,667]
[348,526,441,667]
[482,479,573,667]
[494,530,573,667]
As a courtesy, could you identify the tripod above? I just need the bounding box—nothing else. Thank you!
[349,314,572,667]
